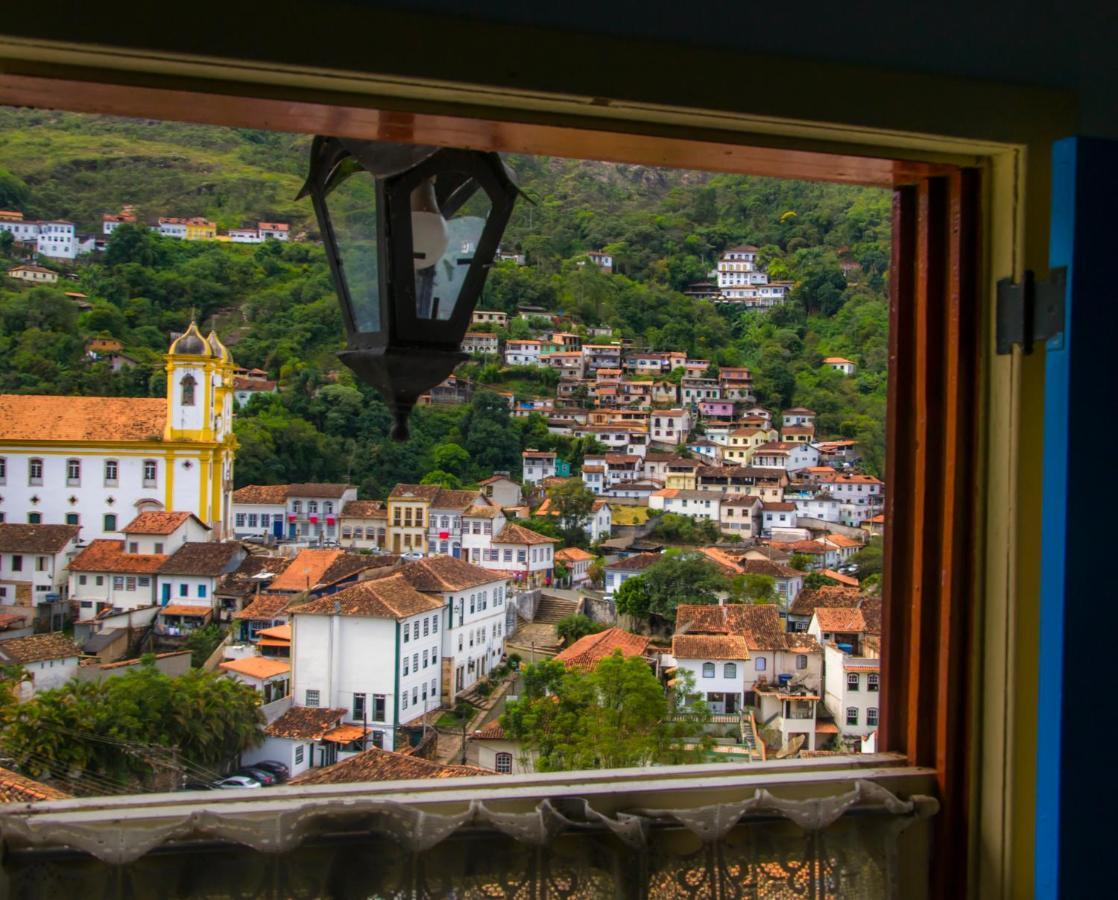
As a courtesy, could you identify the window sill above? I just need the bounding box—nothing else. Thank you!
[0,754,935,865]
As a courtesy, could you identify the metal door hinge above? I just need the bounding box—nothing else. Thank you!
[996,267,1066,354]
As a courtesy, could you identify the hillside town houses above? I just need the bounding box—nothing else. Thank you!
[0,224,888,787]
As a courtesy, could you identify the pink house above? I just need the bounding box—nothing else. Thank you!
[699,400,735,421]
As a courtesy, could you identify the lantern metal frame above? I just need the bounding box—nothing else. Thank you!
[299,137,518,439]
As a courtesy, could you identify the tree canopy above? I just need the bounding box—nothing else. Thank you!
[500,652,711,771]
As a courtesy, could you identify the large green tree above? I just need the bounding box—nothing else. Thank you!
[613,551,729,623]
[500,652,711,771]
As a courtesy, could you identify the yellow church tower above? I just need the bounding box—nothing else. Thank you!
[163,322,238,536]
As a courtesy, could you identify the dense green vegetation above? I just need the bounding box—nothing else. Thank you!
[500,652,712,771]
[0,661,263,793]
[0,109,890,485]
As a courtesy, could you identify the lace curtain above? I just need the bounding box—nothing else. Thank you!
[1,780,936,898]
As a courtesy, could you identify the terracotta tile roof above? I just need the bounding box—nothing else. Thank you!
[477,475,515,486]
[340,500,386,518]
[672,634,749,660]
[789,586,865,617]
[675,604,818,653]
[493,523,558,545]
[285,483,353,498]
[159,605,212,618]
[295,574,443,620]
[217,555,291,599]
[782,425,815,435]
[290,747,489,785]
[555,547,594,563]
[740,559,801,579]
[0,632,82,665]
[783,407,816,415]
[323,724,370,744]
[122,511,201,535]
[821,569,861,587]
[398,556,504,593]
[0,395,165,442]
[521,450,556,459]
[318,552,389,588]
[823,533,864,548]
[555,628,651,670]
[859,595,882,635]
[68,539,167,574]
[813,607,867,632]
[763,502,797,512]
[257,623,291,641]
[0,767,72,804]
[471,720,507,740]
[220,656,290,680]
[158,542,242,577]
[233,376,276,391]
[232,593,294,620]
[265,706,347,740]
[268,549,343,592]
[695,547,742,575]
[0,524,80,554]
[463,504,502,518]
[388,484,441,502]
[232,484,290,505]
[605,552,660,571]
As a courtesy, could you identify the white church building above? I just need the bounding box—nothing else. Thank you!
[0,323,238,541]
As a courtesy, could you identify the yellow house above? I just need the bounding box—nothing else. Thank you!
[184,217,216,240]
[386,484,436,553]
[724,426,778,464]
[664,462,699,491]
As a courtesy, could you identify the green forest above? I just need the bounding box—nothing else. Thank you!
[0,109,891,493]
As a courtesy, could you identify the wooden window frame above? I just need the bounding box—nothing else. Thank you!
[0,38,1044,896]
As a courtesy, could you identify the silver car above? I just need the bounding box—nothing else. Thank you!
[214,775,262,789]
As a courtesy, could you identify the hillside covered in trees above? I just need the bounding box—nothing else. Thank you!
[0,109,890,492]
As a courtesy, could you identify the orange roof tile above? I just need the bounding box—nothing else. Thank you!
[268,549,343,592]
[160,605,212,618]
[555,547,594,563]
[0,395,165,442]
[220,656,290,679]
[121,511,202,535]
[813,607,867,632]
[493,523,558,545]
[69,540,167,574]
[672,634,749,660]
[554,628,651,670]
[256,623,291,641]
[0,767,72,803]
[295,574,442,620]
[322,724,370,743]
[821,569,860,587]
[232,484,290,504]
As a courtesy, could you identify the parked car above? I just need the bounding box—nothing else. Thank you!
[234,766,277,786]
[402,551,423,561]
[251,760,290,782]
[214,775,262,789]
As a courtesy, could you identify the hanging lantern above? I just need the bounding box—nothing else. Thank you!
[298,138,518,440]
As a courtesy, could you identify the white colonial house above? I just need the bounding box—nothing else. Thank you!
[602,552,660,600]
[0,523,81,608]
[719,495,762,539]
[782,408,817,429]
[761,502,798,534]
[397,556,509,697]
[6,264,58,284]
[230,484,289,540]
[461,332,500,354]
[0,323,237,541]
[649,409,691,444]
[649,488,721,522]
[823,357,857,376]
[155,541,245,611]
[477,475,523,509]
[0,632,84,698]
[461,505,505,566]
[120,511,211,554]
[504,340,542,366]
[36,221,76,259]
[68,539,163,621]
[288,573,445,754]
[521,449,557,485]
[480,523,557,589]
[671,633,748,715]
[815,611,880,744]
[555,547,594,587]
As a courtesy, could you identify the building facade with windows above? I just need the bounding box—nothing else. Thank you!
[290,574,446,752]
[0,523,81,609]
[0,324,237,540]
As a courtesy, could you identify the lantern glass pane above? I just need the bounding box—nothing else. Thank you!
[414,188,492,321]
[329,170,380,334]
